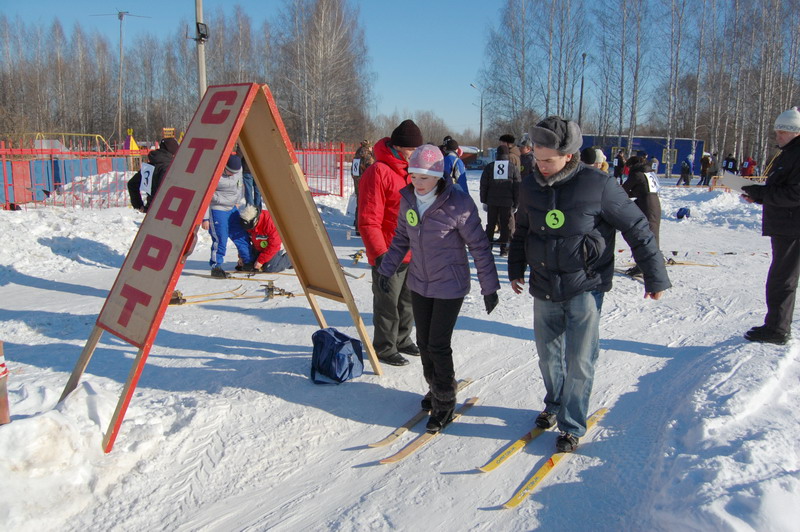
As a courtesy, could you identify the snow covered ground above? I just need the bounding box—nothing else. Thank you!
[1,172,798,531]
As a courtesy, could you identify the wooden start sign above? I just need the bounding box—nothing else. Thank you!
[60,84,381,452]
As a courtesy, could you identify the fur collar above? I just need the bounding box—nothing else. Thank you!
[533,155,581,187]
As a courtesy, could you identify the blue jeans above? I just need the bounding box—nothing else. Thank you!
[533,290,604,437]
[242,172,263,207]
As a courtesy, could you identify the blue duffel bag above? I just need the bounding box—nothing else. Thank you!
[310,328,364,384]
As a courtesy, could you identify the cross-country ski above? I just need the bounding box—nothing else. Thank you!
[500,408,609,509]
[366,378,474,448]
[378,397,479,464]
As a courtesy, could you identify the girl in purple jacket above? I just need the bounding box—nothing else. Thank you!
[378,144,500,432]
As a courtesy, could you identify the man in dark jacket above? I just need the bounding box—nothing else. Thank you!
[127,138,179,212]
[509,116,670,453]
[480,144,521,257]
[741,107,800,345]
[499,134,521,172]
[723,153,738,175]
[613,150,626,184]
[519,137,534,177]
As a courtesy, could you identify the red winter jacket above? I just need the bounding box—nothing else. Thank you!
[357,138,412,266]
[247,210,282,266]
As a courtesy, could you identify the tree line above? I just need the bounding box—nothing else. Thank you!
[1,0,797,172]
[481,0,799,170]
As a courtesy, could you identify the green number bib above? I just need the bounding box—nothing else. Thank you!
[406,209,419,226]
[545,209,565,229]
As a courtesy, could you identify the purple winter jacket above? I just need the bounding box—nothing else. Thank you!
[378,182,500,299]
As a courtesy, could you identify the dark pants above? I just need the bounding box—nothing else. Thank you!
[260,251,292,273]
[371,265,414,358]
[411,292,464,412]
[486,205,514,249]
[765,236,800,335]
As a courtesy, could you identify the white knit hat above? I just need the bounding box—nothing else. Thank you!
[407,144,445,177]
[774,107,800,133]
[594,148,607,163]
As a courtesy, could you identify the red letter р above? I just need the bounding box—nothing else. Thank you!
[185,138,217,173]
[154,186,195,227]
[117,284,152,328]
[132,234,172,272]
[201,90,237,124]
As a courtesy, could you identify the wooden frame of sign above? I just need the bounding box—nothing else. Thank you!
[59,83,381,453]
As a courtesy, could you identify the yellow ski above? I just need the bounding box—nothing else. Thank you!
[502,408,608,509]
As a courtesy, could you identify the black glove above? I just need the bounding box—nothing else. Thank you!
[484,292,499,314]
[378,273,391,294]
[374,253,385,269]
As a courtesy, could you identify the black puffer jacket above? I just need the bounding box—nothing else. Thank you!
[127,147,175,211]
[622,162,662,234]
[479,157,521,207]
[508,158,671,301]
[742,135,800,237]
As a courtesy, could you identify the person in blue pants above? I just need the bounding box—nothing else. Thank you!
[201,155,254,278]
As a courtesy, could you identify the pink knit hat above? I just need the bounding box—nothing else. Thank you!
[407,144,444,177]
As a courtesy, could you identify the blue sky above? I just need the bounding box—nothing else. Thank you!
[3,0,497,133]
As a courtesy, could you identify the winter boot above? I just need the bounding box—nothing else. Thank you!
[556,432,579,453]
[426,408,454,433]
[420,391,432,411]
[535,411,557,429]
[744,326,790,345]
[211,266,231,279]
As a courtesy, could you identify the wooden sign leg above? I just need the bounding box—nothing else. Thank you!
[305,292,328,329]
[347,303,382,376]
[102,345,152,453]
[59,326,104,402]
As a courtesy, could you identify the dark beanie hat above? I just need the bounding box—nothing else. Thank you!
[445,138,459,151]
[499,134,516,144]
[390,119,423,148]
[160,137,179,155]
[530,116,582,154]
[580,147,597,164]
[225,154,242,173]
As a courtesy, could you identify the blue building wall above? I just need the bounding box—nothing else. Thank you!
[1,157,134,204]
[582,135,704,175]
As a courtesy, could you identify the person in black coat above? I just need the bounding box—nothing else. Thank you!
[623,156,662,245]
[741,107,800,344]
[127,138,179,212]
[508,116,670,453]
[480,144,521,257]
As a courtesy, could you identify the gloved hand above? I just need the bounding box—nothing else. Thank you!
[484,292,499,314]
[378,273,391,294]
[482,203,488,212]
[375,253,385,268]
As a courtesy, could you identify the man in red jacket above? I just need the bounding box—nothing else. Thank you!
[357,119,423,366]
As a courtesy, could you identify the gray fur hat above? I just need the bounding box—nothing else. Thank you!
[530,116,582,154]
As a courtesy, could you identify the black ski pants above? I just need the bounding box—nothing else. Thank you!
[411,292,464,412]
[486,205,514,248]
[765,236,800,335]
